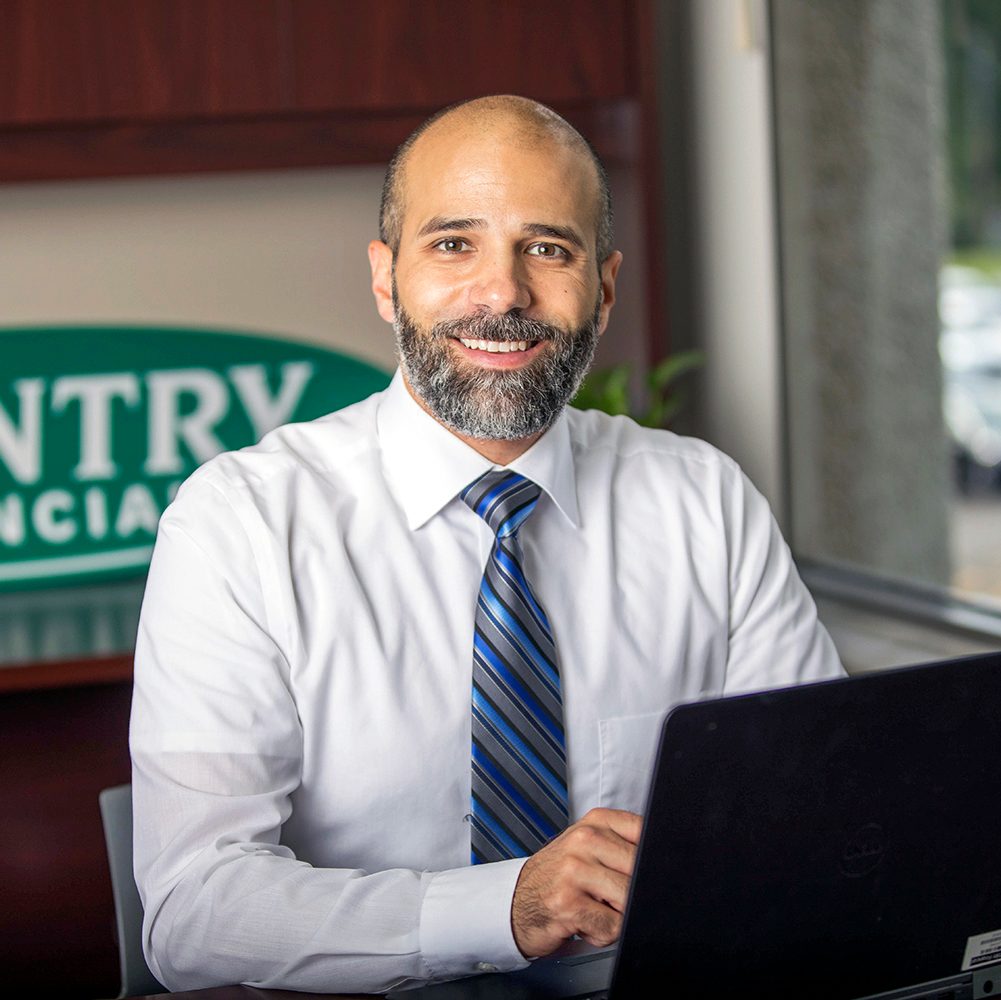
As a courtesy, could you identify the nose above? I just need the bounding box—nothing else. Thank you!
[468,251,532,314]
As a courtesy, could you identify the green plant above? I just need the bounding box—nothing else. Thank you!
[574,350,704,428]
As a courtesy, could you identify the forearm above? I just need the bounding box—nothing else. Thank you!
[143,844,430,992]
[133,752,529,993]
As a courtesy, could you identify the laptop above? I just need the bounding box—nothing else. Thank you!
[389,651,1001,999]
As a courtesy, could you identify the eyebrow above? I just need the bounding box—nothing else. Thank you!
[415,217,484,239]
[521,223,586,251]
[414,216,587,252]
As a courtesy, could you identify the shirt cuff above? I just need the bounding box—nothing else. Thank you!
[419,858,530,981]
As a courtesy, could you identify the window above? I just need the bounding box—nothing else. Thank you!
[771,0,1001,617]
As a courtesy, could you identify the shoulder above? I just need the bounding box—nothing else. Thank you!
[565,405,742,484]
[165,390,384,527]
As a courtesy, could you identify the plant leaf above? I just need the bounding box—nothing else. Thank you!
[648,350,705,391]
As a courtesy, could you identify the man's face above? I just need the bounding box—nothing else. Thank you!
[369,118,621,442]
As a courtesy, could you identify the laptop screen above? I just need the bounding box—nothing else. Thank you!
[610,652,1001,999]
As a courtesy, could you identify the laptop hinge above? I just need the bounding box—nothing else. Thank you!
[973,964,1001,997]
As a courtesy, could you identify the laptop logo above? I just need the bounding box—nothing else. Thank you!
[840,823,886,877]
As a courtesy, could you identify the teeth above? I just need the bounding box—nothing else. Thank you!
[458,339,532,353]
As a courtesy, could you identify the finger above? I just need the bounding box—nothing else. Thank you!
[577,862,632,914]
[561,819,638,879]
[549,827,634,909]
[607,809,643,844]
[574,898,624,948]
[582,807,644,845]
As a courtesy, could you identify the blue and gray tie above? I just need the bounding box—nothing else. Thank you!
[461,469,569,864]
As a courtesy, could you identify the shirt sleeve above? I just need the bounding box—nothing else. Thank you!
[718,464,845,693]
[129,475,528,994]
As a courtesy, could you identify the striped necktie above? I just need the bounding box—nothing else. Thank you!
[461,469,569,864]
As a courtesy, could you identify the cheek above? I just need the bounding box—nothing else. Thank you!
[547,277,598,323]
[397,266,466,319]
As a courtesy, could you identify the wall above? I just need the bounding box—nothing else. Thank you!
[2,166,649,377]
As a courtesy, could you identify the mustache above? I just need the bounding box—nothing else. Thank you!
[428,312,561,343]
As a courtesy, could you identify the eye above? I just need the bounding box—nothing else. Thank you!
[433,238,471,253]
[526,242,569,259]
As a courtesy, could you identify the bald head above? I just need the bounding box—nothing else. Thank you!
[379,95,613,263]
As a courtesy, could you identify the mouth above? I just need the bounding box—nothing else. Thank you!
[456,338,538,354]
[450,335,547,369]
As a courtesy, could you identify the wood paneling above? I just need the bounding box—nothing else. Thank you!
[286,0,633,112]
[0,0,642,183]
[0,0,633,128]
[0,0,290,125]
[0,99,639,182]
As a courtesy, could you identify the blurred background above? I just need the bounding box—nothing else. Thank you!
[4,0,1001,994]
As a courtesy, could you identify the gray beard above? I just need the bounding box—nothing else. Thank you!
[393,301,601,441]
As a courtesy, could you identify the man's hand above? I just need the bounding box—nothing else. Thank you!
[510,808,643,958]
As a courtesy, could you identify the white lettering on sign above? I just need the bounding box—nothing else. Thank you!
[115,483,161,538]
[51,373,141,481]
[230,362,314,440]
[32,489,77,544]
[0,360,317,562]
[0,378,45,485]
[1,362,315,483]
[1,478,183,554]
[0,494,26,545]
[145,368,229,476]
[142,362,314,475]
[84,486,108,540]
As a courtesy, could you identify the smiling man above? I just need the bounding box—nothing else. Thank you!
[368,97,619,466]
[130,95,844,994]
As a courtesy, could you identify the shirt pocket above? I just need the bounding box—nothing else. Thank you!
[597,711,666,814]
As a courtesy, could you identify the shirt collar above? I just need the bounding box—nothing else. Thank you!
[376,369,581,531]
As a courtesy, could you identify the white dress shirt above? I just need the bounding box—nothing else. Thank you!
[130,369,844,994]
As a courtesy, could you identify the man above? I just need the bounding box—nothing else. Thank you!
[130,95,843,993]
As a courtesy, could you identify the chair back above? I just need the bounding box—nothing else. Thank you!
[99,783,165,998]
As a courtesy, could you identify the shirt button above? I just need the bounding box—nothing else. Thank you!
[475,962,499,973]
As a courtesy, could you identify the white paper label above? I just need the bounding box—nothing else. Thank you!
[963,929,1001,971]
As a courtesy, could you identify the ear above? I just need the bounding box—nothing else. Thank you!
[595,250,623,337]
[368,240,396,324]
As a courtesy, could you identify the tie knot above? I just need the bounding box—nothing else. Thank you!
[462,470,542,537]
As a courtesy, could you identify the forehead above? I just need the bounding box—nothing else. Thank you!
[399,120,600,246]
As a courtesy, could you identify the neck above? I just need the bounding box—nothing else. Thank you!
[458,431,543,466]
[402,373,545,465]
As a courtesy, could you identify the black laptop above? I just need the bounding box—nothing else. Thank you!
[390,651,1001,999]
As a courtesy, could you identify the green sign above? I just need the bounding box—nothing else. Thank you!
[0,326,390,591]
